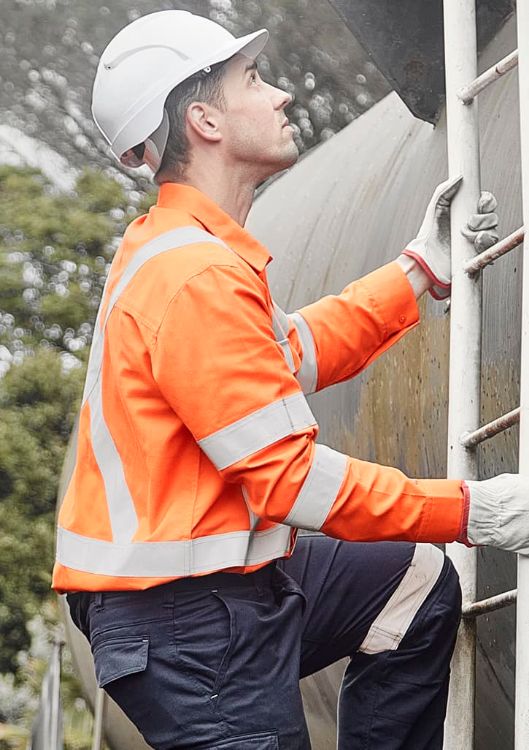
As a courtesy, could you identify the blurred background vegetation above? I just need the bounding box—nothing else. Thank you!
[0,0,389,746]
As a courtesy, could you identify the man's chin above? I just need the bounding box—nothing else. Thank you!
[268,144,300,177]
[285,146,300,169]
[253,144,300,191]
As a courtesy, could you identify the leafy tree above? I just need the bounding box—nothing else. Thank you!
[0,349,84,674]
[0,165,127,672]
[0,165,128,365]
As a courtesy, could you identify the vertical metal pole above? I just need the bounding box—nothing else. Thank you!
[50,640,64,750]
[442,1,481,748]
[91,688,106,750]
[516,2,529,746]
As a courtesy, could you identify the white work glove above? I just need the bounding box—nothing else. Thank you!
[462,191,500,252]
[403,177,499,300]
[462,474,529,553]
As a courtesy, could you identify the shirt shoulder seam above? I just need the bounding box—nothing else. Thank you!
[153,260,255,348]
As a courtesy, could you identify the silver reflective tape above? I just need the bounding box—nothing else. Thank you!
[82,319,104,404]
[80,227,227,544]
[289,312,318,394]
[103,228,226,330]
[198,392,317,470]
[358,543,445,654]
[88,388,138,543]
[272,302,295,373]
[82,281,110,403]
[277,338,295,372]
[241,485,259,530]
[83,227,226,404]
[283,444,347,530]
[56,524,292,578]
[272,301,290,337]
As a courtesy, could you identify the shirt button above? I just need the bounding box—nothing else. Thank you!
[399,314,406,324]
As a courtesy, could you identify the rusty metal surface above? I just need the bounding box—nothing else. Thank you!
[59,15,522,750]
[465,226,524,274]
[461,406,520,449]
[463,589,517,618]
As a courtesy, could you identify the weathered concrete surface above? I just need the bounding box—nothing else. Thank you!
[59,15,522,749]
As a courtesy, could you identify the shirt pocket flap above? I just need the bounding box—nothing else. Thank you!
[93,636,149,688]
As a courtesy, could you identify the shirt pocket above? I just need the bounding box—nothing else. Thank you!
[92,635,149,688]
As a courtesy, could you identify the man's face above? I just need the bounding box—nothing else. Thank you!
[217,53,299,180]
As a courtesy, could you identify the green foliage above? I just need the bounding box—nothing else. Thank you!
[0,165,127,363]
[0,350,84,674]
[0,164,129,678]
[136,187,158,215]
[0,722,29,750]
[0,162,135,742]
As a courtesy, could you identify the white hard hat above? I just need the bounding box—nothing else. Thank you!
[91,10,269,172]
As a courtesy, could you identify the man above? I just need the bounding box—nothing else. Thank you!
[53,10,529,750]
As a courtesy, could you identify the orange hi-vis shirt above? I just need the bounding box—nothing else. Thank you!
[52,183,465,593]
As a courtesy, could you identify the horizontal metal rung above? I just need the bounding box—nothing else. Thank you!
[464,226,524,275]
[460,407,520,448]
[462,589,517,618]
[458,49,519,104]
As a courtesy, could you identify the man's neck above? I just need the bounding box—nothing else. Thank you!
[178,165,257,227]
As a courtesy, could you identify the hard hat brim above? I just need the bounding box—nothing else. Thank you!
[224,28,269,64]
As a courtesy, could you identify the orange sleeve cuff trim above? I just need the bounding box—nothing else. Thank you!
[415,479,467,543]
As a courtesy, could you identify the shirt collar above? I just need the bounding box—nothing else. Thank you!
[156,183,271,272]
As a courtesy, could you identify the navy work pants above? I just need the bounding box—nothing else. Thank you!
[68,535,461,749]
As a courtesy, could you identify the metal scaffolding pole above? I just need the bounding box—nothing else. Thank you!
[515,2,529,746]
[442,1,481,747]
[91,689,106,750]
[49,640,64,750]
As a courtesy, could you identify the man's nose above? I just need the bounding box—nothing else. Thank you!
[271,84,293,110]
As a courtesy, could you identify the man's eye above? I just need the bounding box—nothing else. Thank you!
[250,72,258,83]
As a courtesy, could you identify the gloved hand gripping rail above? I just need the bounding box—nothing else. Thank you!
[403,176,499,299]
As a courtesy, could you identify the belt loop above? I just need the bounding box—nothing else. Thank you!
[94,592,103,609]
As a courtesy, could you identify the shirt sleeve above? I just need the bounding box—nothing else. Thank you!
[287,261,420,393]
[151,261,464,544]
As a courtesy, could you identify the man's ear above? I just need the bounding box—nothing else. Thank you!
[187,103,222,143]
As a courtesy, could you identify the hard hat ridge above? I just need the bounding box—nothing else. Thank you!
[91,10,269,174]
[102,44,192,72]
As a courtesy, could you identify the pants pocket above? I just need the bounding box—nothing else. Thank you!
[210,592,236,695]
[172,590,236,701]
[92,635,149,688]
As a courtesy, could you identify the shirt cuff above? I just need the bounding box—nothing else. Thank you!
[415,479,467,543]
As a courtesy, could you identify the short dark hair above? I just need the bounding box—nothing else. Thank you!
[155,60,228,184]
